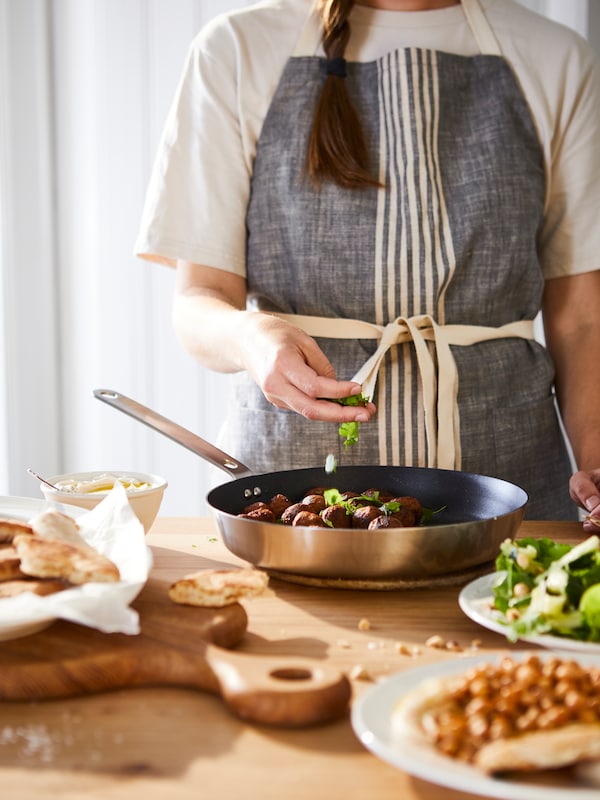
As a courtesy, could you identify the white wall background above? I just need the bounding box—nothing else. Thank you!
[0,0,597,517]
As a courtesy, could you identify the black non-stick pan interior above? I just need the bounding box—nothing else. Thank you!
[207,464,527,523]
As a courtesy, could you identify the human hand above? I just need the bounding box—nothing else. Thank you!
[569,469,600,532]
[238,312,376,423]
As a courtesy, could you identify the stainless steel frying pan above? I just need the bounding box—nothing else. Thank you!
[94,389,528,581]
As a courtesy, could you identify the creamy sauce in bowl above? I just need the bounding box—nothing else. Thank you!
[53,474,156,495]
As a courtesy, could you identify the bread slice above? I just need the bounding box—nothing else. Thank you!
[169,567,269,607]
[475,723,600,772]
[30,509,95,552]
[0,519,33,544]
[14,534,120,584]
[0,546,26,580]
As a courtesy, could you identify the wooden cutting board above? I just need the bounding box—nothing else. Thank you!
[0,576,351,727]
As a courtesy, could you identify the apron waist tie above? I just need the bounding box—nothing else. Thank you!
[271,312,535,470]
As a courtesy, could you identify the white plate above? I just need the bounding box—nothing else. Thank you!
[0,496,86,640]
[351,653,600,800]
[459,573,600,654]
[0,492,150,641]
[0,495,85,523]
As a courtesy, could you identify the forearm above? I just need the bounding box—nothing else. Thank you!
[172,260,250,373]
[172,290,251,373]
[543,272,600,470]
[548,324,600,470]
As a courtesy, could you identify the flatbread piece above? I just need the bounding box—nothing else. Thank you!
[169,567,269,607]
[0,519,33,544]
[0,546,26,580]
[14,534,120,584]
[30,509,95,552]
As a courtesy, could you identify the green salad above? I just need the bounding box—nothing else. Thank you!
[492,534,600,642]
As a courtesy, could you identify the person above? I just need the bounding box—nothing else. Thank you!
[135,0,600,527]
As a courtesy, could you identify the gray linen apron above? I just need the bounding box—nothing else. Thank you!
[220,0,576,520]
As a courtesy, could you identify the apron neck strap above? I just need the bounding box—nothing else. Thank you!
[294,0,502,58]
[460,0,502,55]
[294,7,322,56]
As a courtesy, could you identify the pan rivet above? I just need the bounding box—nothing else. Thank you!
[252,487,262,497]
[243,489,252,498]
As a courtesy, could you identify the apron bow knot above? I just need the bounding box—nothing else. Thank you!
[272,313,534,471]
[352,314,458,470]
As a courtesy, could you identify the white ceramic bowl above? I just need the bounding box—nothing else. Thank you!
[39,470,168,533]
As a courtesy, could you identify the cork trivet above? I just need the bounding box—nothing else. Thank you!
[267,561,493,591]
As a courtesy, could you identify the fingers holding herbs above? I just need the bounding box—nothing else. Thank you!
[238,312,375,423]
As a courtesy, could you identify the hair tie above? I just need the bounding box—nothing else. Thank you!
[325,57,347,79]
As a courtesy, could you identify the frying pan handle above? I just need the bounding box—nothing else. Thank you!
[93,388,254,480]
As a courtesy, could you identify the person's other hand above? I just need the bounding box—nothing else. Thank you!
[239,312,376,423]
[569,469,600,532]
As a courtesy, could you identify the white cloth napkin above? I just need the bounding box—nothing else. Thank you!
[0,482,152,635]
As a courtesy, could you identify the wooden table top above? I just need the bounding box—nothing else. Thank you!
[0,517,588,800]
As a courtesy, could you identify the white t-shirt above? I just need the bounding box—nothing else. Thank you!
[135,0,600,280]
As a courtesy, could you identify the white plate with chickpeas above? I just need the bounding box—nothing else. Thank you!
[351,652,600,799]
[459,573,600,654]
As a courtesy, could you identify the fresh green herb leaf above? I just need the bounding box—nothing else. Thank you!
[420,504,447,523]
[331,392,370,408]
[329,392,370,448]
[323,488,344,506]
[339,421,360,449]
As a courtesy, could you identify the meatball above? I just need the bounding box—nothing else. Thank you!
[389,507,417,527]
[390,496,423,524]
[269,493,291,519]
[363,488,393,503]
[280,502,309,525]
[242,500,271,515]
[339,491,361,502]
[302,493,327,514]
[321,504,351,529]
[292,511,327,527]
[352,505,382,529]
[241,506,276,523]
[368,515,404,530]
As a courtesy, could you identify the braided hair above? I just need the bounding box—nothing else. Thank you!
[306,0,381,188]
